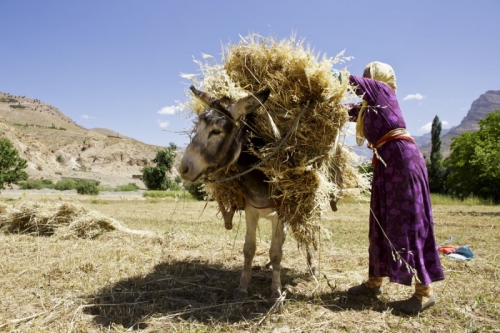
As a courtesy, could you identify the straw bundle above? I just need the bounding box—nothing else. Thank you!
[182,34,368,247]
[0,201,157,239]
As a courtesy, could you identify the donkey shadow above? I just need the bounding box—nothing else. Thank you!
[84,259,310,329]
[84,259,389,330]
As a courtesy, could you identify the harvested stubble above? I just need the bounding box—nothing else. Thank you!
[0,201,157,239]
[182,34,368,248]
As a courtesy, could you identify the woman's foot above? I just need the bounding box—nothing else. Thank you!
[391,294,436,315]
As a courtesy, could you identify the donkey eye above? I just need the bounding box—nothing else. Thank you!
[208,129,222,138]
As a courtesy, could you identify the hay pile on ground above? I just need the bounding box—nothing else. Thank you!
[0,201,157,239]
[182,34,368,247]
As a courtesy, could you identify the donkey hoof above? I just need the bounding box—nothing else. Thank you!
[233,289,248,300]
[271,290,283,300]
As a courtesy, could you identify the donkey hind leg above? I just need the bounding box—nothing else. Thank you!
[234,206,259,300]
[269,214,286,299]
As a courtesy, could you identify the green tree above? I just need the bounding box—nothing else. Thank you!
[444,110,500,203]
[0,139,28,189]
[153,142,177,170]
[427,115,446,193]
[142,143,178,190]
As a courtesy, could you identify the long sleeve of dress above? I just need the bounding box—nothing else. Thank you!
[347,103,362,122]
[349,74,380,106]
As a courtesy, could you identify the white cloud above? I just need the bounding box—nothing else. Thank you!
[418,122,432,132]
[157,120,169,129]
[418,120,450,133]
[158,105,179,115]
[403,93,425,101]
[80,114,94,119]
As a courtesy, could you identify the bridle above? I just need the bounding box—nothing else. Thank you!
[210,117,244,173]
[194,108,245,180]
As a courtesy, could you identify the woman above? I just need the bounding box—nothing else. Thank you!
[346,62,445,315]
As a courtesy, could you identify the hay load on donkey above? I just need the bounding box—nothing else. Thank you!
[180,34,368,248]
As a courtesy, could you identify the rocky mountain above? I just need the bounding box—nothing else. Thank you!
[0,92,169,188]
[418,90,500,157]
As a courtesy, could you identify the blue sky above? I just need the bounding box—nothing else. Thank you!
[1,1,498,148]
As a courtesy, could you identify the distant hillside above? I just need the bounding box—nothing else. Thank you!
[0,92,83,129]
[419,90,500,157]
[0,92,172,187]
[412,129,450,152]
[90,128,133,139]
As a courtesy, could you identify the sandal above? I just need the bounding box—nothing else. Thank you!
[392,295,436,315]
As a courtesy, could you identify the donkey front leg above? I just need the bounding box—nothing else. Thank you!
[269,215,285,299]
[234,207,258,300]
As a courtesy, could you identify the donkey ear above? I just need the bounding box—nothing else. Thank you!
[229,89,271,120]
[190,86,216,106]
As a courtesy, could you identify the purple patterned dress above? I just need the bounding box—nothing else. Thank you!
[348,74,445,286]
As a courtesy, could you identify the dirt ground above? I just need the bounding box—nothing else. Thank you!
[0,192,499,332]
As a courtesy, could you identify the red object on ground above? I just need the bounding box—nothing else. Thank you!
[437,245,458,254]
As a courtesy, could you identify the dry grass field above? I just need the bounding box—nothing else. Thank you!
[0,193,499,332]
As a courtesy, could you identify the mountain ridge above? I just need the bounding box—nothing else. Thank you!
[0,92,167,188]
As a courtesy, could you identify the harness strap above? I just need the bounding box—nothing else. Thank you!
[211,120,243,169]
[368,128,415,166]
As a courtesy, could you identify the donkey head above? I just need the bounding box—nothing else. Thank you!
[178,86,270,182]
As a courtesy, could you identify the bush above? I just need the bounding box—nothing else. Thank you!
[183,181,206,200]
[19,179,54,190]
[169,182,181,191]
[54,179,76,191]
[76,180,99,195]
[56,155,64,164]
[116,183,140,192]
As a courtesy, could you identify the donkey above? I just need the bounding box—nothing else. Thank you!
[178,86,316,300]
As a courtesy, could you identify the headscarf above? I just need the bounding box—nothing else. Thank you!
[356,61,397,146]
